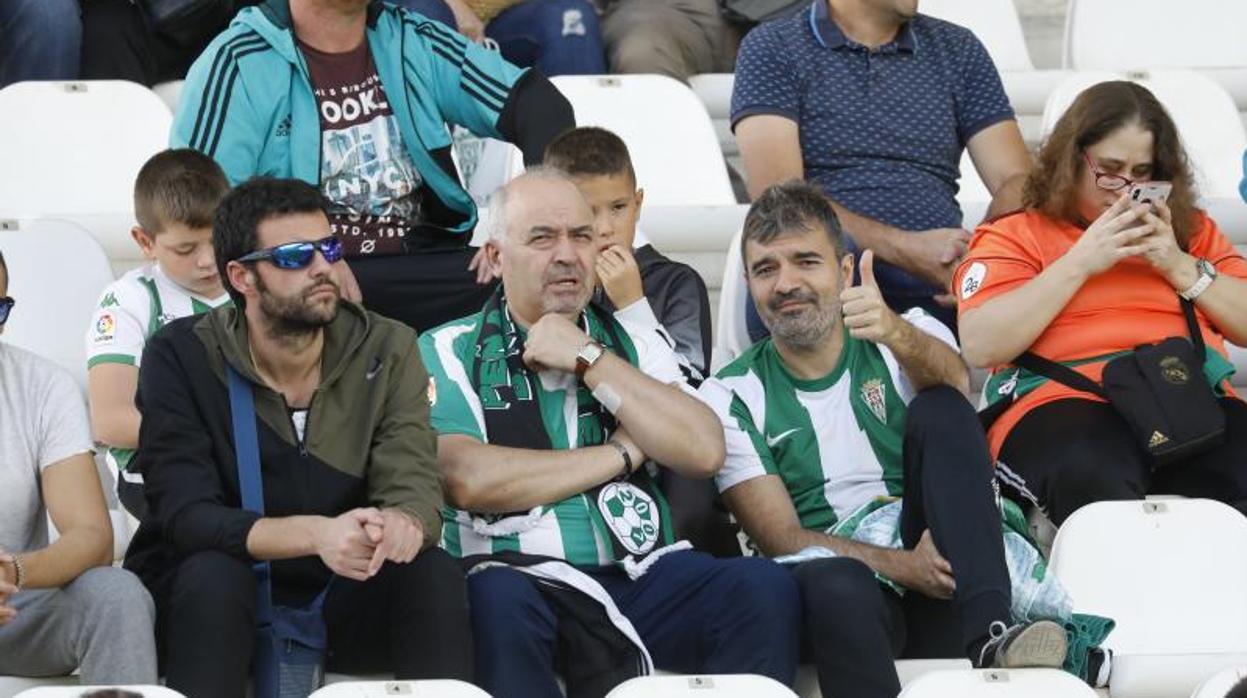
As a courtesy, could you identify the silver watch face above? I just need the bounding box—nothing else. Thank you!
[579,341,605,364]
[1199,258,1218,278]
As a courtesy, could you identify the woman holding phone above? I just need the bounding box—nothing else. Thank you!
[954,80,1247,526]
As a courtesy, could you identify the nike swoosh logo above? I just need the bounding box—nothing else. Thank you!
[765,428,801,449]
[366,357,383,381]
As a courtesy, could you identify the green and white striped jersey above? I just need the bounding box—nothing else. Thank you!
[419,310,688,567]
[698,309,957,531]
[85,263,230,473]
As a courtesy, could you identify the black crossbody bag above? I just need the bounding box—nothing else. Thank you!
[984,298,1225,466]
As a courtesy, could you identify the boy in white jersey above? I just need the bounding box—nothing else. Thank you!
[86,149,232,518]
[698,182,1068,698]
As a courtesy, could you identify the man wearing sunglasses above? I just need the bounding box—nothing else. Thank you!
[172,0,575,336]
[123,178,473,697]
[0,250,159,685]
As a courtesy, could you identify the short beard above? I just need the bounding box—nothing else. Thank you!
[765,291,835,351]
[256,274,340,339]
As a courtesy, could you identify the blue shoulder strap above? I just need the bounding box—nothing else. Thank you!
[228,365,266,516]
[226,364,275,626]
[226,364,333,623]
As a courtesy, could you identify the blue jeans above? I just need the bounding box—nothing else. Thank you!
[468,550,801,698]
[397,0,606,76]
[0,0,81,88]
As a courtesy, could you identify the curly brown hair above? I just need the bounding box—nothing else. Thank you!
[1023,81,1199,248]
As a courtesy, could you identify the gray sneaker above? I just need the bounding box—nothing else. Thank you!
[976,620,1068,669]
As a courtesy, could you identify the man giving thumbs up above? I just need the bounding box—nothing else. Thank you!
[698,182,1073,698]
[841,249,969,395]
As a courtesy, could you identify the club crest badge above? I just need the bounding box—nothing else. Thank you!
[598,482,660,555]
[860,378,887,424]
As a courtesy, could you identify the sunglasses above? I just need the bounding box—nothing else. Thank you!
[0,297,13,326]
[236,236,344,270]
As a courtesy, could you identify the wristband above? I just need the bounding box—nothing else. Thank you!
[606,439,633,482]
[10,554,25,591]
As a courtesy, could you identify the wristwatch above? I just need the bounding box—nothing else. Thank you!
[1178,258,1218,301]
[574,340,606,380]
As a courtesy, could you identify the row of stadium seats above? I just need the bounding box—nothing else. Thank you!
[4,64,1244,301]
[5,499,1247,697]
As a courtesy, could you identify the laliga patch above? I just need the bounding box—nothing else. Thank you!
[960,262,987,300]
[92,312,116,345]
[427,376,438,406]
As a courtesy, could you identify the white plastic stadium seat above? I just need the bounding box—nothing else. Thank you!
[0,218,115,386]
[0,80,172,272]
[151,80,184,114]
[1040,70,1247,200]
[1190,666,1247,698]
[918,0,1033,72]
[714,227,750,367]
[0,677,78,695]
[688,73,737,158]
[1049,500,1247,698]
[553,75,735,206]
[605,674,796,698]
[899,668,1097,697]
[15,687,185,697]
[311,680,489,697]
[1065,0,1247,70]
[468,75,735,207]
[1064,0,1247,111]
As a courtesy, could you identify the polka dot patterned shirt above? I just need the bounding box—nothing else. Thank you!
[731,1,1015,298]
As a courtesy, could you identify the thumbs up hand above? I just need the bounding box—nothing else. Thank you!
[840,249,902,346]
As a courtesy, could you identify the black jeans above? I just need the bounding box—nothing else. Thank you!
[792,387,1012,698]
[997,397,1247,526]
[348,249,498,335]
[79,0,240,85]
[157,548,474,698]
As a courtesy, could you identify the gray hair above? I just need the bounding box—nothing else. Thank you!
[741,180,847,265]
[487,166,578,245]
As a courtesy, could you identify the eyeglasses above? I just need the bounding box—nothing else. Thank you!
[1082,151,1141,192]
[236,236,344,270]
[0,297,14,326]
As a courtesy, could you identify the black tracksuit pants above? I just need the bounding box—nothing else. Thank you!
[792,386,1012,698]
[997,397,1247,527]
[347,248,498,335]
[156,548,474,698]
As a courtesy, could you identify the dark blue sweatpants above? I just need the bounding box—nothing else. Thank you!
[469,550,800,698]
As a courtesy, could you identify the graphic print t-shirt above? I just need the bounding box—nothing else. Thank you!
[301,40,423,257]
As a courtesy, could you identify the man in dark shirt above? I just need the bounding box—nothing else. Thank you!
[733,0,1032,332]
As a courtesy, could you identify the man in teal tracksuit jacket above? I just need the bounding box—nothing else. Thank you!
[172,0,575,332]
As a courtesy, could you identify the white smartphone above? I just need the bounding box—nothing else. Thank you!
[1128,181,1172,208]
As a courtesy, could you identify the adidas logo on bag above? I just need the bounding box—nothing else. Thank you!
[1148,431,1170,448]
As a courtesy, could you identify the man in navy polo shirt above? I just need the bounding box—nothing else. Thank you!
[732,0,1031,334]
